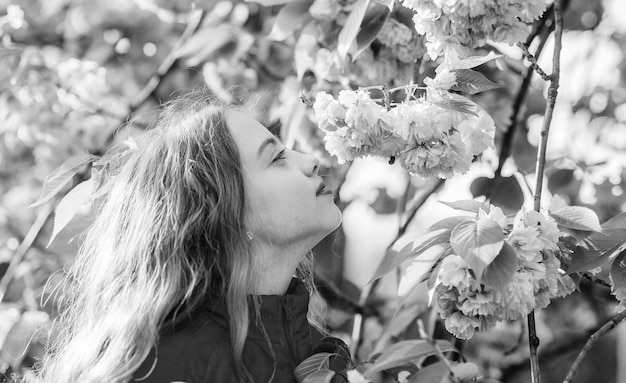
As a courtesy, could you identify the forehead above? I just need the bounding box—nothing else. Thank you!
[225,110,274,165]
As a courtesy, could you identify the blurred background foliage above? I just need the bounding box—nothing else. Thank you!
[0,0,625,382]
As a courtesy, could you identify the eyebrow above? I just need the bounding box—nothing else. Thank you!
[257,137,279,159]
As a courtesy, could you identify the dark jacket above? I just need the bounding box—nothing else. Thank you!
[132,279,349,383]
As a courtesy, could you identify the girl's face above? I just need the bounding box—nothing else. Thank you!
[226,110,342,250]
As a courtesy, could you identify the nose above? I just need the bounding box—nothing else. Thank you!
[302,153,319,177]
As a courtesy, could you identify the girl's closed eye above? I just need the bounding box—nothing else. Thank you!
[273,149,286,163]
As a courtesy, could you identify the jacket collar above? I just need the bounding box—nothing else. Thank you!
[205,278,312,343]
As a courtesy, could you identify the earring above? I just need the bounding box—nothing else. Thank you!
[246,231,254,241]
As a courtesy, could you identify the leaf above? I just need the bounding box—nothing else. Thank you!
[450,219,505,281]
[373,0,394,11]
[444,51,503,71]
[470,176,524,215]
[439,200,490,214]
[267,0,314,41]
[429,216,472,232]
[408,361,449,383]
[547,168,580,196]
[370,230,451,284]
[355,3,390,57]
[482,242,517,294]
[397,246,448,305]
[567,241,625,274]
[47,179,93,247]
[602,212,626,230]
[450,69,503,95]
[364,340,455,375]
[610,250,626,306]
[294,21,318,80]
[175,27,236,66]
[550,206,602,232]
[244,0,292,6]
[0,310,49,370]
[432,98,478,116]
[338,0,370,62]
[302,369,335,383]
[294,352,332,382]
[30,153,95,208]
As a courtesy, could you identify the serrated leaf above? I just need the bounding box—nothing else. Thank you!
[550,206,602,232]
[567,241,625,274]
[450,69,503,95]
[610,250,626,306]
[370,230,451,284]
[47,179,93,247]
[482,242,517,294]
[267,0,314,41]
[365,340,455,375]
[439,200,490,214]
[355,3,390,57]
[30,153,95,208]
[408,361,449,383]
[302,369,335,383]
[450,219,505,281]
[338,0,369,62]
[294,352,332,382]
[429,216,471,232]
[444,51,503,71]
[432,99,478,116]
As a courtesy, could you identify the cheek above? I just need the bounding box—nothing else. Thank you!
[245,181,312,231]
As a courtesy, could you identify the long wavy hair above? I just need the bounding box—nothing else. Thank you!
[27,91,324,383]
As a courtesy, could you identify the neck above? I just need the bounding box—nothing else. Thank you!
[252,243,309,295]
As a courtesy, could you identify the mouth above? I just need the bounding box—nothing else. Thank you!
[316,180,333,196]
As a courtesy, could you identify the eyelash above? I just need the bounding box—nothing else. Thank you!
[273,149,286,163]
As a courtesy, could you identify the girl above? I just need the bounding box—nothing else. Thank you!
[27,91,349,382]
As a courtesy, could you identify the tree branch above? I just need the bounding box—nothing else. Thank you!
[528,1,564,382]
[494,15,552,179]
[517,42,551,81]
[563,310,626,383]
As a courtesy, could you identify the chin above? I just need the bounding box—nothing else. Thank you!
[328,206,343,233]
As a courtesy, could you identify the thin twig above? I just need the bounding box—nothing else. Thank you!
[494,18,552,178]
[528,2,564,382]
[517,42,551,81]
[400,179,445,236]
[563,310,626,383]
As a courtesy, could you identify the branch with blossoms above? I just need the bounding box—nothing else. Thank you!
[253,0,626,382]
[312,53,502,179]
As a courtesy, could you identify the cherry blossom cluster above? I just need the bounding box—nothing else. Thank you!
[432,207,576,340]
[401,0,550,58]
[313,89,495,178]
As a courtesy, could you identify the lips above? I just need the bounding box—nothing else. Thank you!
[316,181,333,196]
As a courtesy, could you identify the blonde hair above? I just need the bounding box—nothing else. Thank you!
[27,91,324,383]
